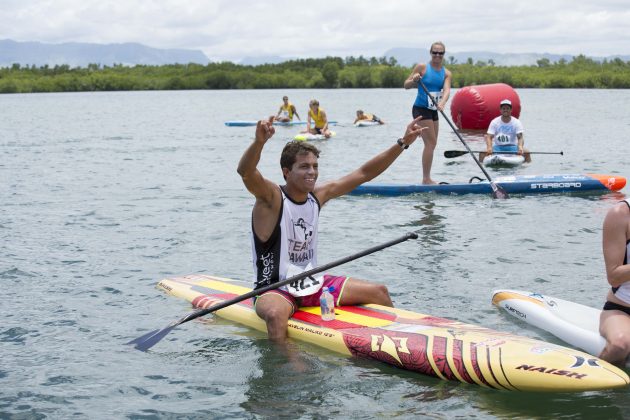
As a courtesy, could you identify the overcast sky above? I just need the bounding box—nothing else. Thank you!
[2,0,629,62]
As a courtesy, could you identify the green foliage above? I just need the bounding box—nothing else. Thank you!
[1,55,630,93]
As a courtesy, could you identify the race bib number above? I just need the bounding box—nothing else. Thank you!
[495,133,511,144]
[285,263,324,297]
[280,110,289,118]
[427,91,442,110]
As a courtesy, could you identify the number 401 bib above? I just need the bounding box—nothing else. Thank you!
[284,263,324,297]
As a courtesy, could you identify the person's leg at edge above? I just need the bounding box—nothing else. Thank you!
[599,309,630,367]
[338,277,393,307]
[255,293,295,342]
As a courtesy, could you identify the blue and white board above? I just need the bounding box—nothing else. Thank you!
[492,289,630,368]
[350,174,626,197]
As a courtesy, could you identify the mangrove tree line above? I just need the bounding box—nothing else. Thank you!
[1,54,630,93]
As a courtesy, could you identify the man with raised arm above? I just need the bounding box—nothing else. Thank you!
[237,116,426,342]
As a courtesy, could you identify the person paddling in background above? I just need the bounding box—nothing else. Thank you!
[403,41,452,185]
[304,99,332,138]
[479,99,531,163]
[237,116,426,343]
[354,110,385,125]
[599,199,630,367]
[276,96,300,123]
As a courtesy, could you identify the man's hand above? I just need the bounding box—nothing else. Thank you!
[400,116,427,146]
[255,116,276,143]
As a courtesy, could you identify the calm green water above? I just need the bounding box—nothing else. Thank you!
[1,88,629,418]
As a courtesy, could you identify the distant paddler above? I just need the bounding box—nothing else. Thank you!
[303,99,332,138]
[276,96,301,123]
[354,110,385,125]
[479,99,531,164]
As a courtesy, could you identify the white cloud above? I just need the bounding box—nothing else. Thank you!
[1,0,629,61]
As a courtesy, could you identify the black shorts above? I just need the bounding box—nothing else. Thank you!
[412,106,439,121]
[603,300,630,316]
[314,127,322,134]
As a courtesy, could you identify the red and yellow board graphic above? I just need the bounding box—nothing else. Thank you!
[157,275,629,392]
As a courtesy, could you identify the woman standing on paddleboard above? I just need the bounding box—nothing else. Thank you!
[600,199,630,366]
[404,41,452,185]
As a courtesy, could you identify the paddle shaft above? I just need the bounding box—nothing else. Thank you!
[129,232,418,350]
[418,81,507,198]
[420,81,493,180]
[178,232,417,323]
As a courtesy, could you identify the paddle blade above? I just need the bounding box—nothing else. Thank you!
[126,328,161,346]
[491,182,509,199]
[444,150,470,158]
[130,325,178,352]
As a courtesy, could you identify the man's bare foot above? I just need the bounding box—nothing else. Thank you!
[422,179,438,185]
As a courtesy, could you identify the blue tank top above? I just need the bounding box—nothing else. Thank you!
[414,65,446,108]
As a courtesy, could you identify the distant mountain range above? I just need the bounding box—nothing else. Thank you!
[0,39,209,67]
[2,39,628,68]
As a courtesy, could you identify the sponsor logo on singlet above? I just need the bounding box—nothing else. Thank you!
[289,218,315,264]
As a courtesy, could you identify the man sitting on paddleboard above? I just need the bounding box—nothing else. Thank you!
[354,110,385,125]
[237,116,426,342]
[600,199,630,366]
[479,99,531,163]
[276,96,301,123]
[304,99,332,138]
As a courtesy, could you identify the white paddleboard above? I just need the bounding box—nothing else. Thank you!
[483,154,525,167]
[294,131,336,141]
[354,120,381,127]
[491,290,629,366]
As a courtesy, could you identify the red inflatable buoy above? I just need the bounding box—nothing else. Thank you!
[450,83,521,130]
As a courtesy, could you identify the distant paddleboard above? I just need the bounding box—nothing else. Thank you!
[354,120,381,127]
[483,154,525,168]
[350,174,626,196]
[294,131,336,141]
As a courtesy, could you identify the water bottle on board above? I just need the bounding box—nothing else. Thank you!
[320,286,336,321]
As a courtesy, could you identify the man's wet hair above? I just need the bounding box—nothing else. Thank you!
[280,141,321,175]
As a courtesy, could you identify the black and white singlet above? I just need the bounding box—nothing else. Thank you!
[251,186,320,290]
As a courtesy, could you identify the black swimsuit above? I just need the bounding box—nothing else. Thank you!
[603,199,630,313]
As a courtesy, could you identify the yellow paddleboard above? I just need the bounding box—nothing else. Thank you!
[158,275,629,392]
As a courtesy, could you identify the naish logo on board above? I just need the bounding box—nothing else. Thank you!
[157,281,172,292]
[516,365,587,379]
[370,334,410,365]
